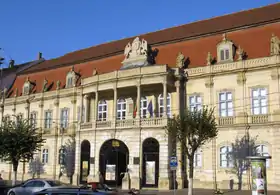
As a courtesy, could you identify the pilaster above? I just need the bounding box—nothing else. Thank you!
[163,79,167,117]
[158,141,170,190]
[136,82,141,120]
[52,90,60,180]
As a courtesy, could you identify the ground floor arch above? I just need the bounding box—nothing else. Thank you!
[142,137,160,187]
[99,139,129,186]
[80,140,91,184]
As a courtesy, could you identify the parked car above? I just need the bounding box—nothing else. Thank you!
[31,187,109,195]
[7,178,72,195]
[87,182,118,195]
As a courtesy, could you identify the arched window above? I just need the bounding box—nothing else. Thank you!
[42,149,49,164]
[220,146,233,168]
[141,97,148,118]
[98,100,107,121]
[58,148,66,165]
[256,145,270,167]
[158,93,171,117]
[117,99,126,120]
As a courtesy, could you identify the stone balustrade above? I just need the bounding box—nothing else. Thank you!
[80,117,168,130]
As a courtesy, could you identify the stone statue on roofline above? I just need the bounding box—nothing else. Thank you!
[271,34,280,56]
[42,78,48,92]
[206,52,212,65]
[176,52,185,69]
[237,45,245,61]
[56,80,61,90]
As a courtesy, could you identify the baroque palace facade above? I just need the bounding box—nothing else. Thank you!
[1,3,280,191]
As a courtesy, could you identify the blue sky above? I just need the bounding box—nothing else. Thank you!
[0,0,279,67]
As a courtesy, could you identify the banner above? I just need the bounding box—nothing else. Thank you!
[105,164,116,181]
[145,161,155,185]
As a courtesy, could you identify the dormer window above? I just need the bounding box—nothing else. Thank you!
[217,34,235,63]
[66,66,77,88]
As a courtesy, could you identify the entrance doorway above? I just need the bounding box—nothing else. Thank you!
[142,138,159,187]
[99,139,129,186]
[80,140,91,184]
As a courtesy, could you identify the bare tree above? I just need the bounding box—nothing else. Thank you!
[61,136,76,184]
[228,132,258,190]
[28,156,45,178]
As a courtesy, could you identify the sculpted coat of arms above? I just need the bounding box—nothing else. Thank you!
[124,37,148,59]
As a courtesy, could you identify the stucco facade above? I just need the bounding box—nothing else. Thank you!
[1,3,280,191]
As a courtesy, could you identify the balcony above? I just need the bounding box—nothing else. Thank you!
[80,117,168,130]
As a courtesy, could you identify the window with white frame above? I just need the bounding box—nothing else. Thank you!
[141,97,148,118]
[98,100,107,121]
[60,108,69,128]
[220,47,230,61]
[158,93,171,117]
[194,150,202,167]
[252,88,268,115]
[44,111,52,129]
[42,149,49,164]
[219,92,233,117]
[117,99,126,120]
[256,145,270,167]
[189,95,202,111]
[66,72,74,88]
[77,106,85,123]
[220,146,233,168]
[30,112,37,128]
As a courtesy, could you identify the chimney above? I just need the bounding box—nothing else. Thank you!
[38,52,43,60]
[9,59,15,68]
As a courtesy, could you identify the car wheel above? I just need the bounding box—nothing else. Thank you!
[8,191,16,195]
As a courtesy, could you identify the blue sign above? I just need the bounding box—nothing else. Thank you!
[170,156,178,170]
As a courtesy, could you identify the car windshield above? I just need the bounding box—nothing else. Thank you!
[46,180,69,187]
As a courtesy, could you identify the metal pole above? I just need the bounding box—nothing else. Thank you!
[173,170,176,195]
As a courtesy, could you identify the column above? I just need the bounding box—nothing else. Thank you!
[84,95,89,123]
[73,92,83,185]
[113,87,118,121]
[70,96,77,134]
[136,84,141,119]
[52,97,59,180]
[175,80,180,115]
[158,141,170,190]
[94,91,99,121]
[0,105,3,126]
[163,80,167,117]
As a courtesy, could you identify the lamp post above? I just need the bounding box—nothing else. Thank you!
[246,156,272,195]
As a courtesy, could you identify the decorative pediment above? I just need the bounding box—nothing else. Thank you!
[217,33,235,63]
[121,37,152,69]
[270,34,280,56]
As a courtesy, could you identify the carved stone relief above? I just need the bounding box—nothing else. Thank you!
[205,76,214,88]
[236,72,246,85]
[121,37,153,69]
[270,69,279,80]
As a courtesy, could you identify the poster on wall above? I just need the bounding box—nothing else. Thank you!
[105,164,116,181]
[145,161,155,185]
[82,161,89,181]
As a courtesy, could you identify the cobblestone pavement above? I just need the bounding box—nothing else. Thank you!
[120,189,280,195]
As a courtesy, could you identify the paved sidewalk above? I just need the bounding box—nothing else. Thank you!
[136,189,279,195]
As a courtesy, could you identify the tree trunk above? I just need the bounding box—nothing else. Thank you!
[188,157,194,195]
[12,160,19,186]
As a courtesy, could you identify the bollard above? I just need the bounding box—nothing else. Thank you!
[247,156,271,195]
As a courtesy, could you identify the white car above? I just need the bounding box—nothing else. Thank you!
[7,179,71,195]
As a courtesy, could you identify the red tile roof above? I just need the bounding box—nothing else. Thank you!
[8,3,280,97]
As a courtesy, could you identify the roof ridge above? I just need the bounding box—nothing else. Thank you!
[45,2,280,63]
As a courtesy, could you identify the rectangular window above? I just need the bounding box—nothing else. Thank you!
[60,108,69,128]
[220,146,233,168]
[220,50,224,61]
[30,112,37,128]
[189,95,202,111]
[219,92,233,117]
[67,77,73,88]
[44,111,52,129]
[252,88,267,115]
[194,151,202,167]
